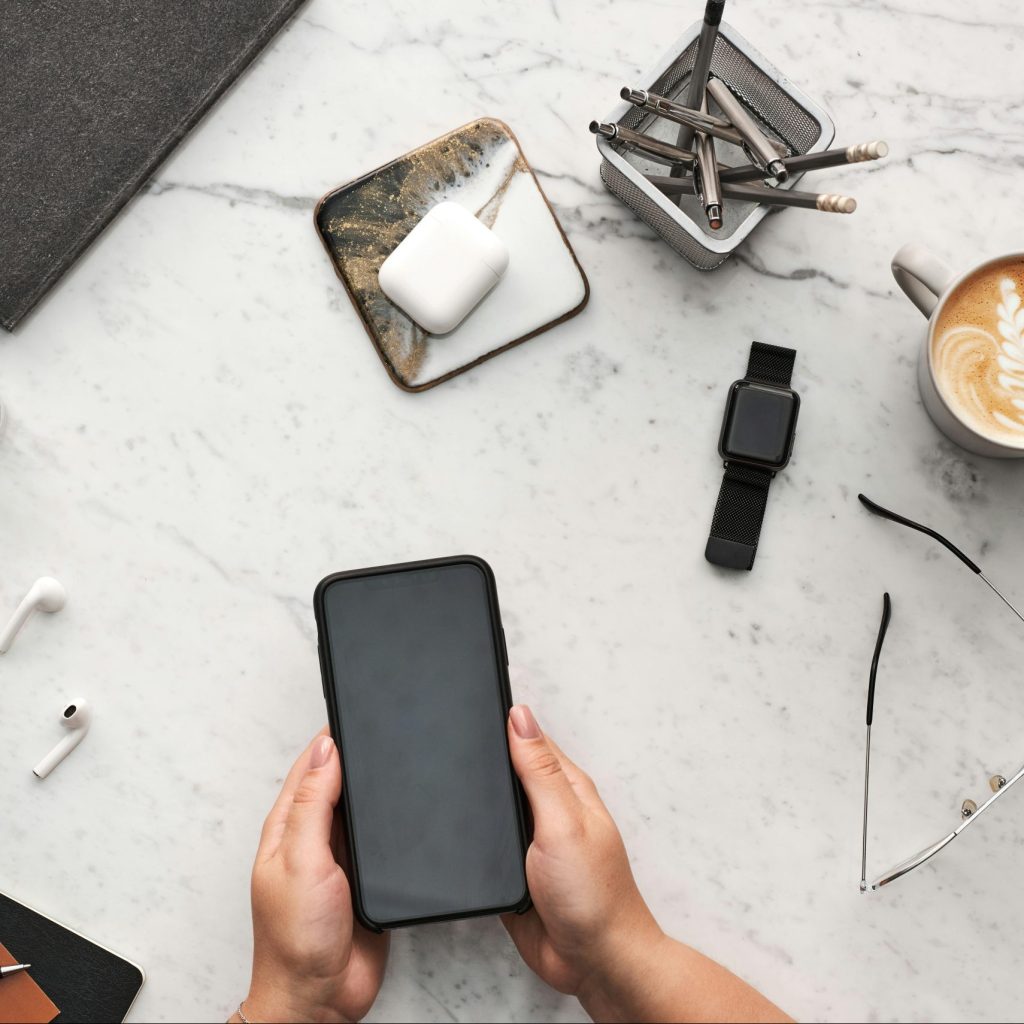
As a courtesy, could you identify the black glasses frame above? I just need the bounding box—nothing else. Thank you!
[858,494,1024,891]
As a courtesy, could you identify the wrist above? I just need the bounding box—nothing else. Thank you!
[244,977,350,1024]
[576,910,672,1023]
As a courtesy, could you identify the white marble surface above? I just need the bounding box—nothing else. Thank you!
[3,1,1024,1021]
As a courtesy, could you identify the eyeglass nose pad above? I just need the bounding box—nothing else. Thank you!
[989,775,1007,793]
[961,799,978,818]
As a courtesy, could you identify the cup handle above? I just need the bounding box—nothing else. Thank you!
[891,243,957,318]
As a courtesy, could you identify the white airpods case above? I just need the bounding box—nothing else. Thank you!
[378,201,510,335]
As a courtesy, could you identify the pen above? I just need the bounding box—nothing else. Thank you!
[673,0,726,158]
[622,87,786,157]
[705,77,788,181]
[645,174,857,213]
[620,87,748,150]
[589,121,698,167]
[0,964,31,978]
[718,141,890,183]
[694,98,723,229]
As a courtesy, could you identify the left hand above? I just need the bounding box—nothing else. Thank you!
[241,729,389,1023]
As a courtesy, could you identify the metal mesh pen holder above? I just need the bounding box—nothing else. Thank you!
[597,22,835,270]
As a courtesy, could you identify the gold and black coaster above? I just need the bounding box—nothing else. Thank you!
[315,118,589,392]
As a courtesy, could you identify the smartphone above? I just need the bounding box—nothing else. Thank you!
[313,555,530,931]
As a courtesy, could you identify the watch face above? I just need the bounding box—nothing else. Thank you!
[719,381,800,469]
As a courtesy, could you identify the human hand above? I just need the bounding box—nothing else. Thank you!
[501,705,663,1008]
[503,706,790,1024]
[241,729,388,1023]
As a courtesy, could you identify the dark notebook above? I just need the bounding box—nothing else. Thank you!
[0,892,144,1023]
[0,0,306,330]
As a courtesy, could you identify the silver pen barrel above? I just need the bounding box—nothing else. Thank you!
[720,141,889,183]
[590,121,698,167]
[860,724,871,892]
[706,77,788,181]
[694,98,723,229]
[620,87,747,150]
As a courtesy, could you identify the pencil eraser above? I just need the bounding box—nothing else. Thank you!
[378,201,510,335]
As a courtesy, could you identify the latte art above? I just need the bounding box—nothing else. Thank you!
[932,258,1024,447]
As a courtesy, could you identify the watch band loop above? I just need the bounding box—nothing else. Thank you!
[705,463,773,570]
[746,341,795,387]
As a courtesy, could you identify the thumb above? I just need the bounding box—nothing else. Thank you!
[507,705,580,828]
[282,734,342,858]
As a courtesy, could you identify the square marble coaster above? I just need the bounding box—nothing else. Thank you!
[315,118,589,392]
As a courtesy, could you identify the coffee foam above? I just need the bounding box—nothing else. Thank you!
[932,257,1024,448]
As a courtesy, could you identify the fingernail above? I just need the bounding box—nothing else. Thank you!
[309,735,333,769]
[510,705,540,739]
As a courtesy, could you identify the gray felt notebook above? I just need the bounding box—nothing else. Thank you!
[0,0,306,331]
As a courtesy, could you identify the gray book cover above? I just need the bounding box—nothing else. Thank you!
[0,0,306,330]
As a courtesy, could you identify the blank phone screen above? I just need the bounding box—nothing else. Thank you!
[320,561,527,927]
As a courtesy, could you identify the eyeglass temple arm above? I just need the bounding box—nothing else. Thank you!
[858,493,1024,626]
[857,493,981,574]
[866,592,891,728]
[861,593,891,891]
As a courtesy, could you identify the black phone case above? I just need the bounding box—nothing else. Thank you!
[313,554,532,932]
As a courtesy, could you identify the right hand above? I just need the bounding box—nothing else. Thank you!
[501,705,664,1001]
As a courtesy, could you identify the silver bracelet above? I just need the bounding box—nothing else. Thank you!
[237,1001,251,1024]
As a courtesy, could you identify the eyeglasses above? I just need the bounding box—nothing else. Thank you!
[858,493,1024,892]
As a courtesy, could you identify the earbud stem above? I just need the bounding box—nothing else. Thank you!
[0,597,34,654]
[33,730,85,779]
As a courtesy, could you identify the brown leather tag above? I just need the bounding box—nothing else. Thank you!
[0,940,59,1023]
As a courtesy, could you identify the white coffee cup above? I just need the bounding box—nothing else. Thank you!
[891,243,1024,459]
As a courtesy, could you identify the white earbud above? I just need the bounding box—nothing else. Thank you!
[0,577,67,653]
[33,700,91,779]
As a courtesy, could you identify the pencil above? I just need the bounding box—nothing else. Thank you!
[673,0,726,156]
[719,141,889,183]
[646,173,857,213]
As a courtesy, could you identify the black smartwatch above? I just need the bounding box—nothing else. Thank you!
[705,342,800,571]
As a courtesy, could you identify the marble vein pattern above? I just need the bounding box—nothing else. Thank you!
[2,1,1024,1022]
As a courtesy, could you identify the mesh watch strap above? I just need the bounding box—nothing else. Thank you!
[746,342,795,387]
[705,462,773,570]
[706,342,797,570]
